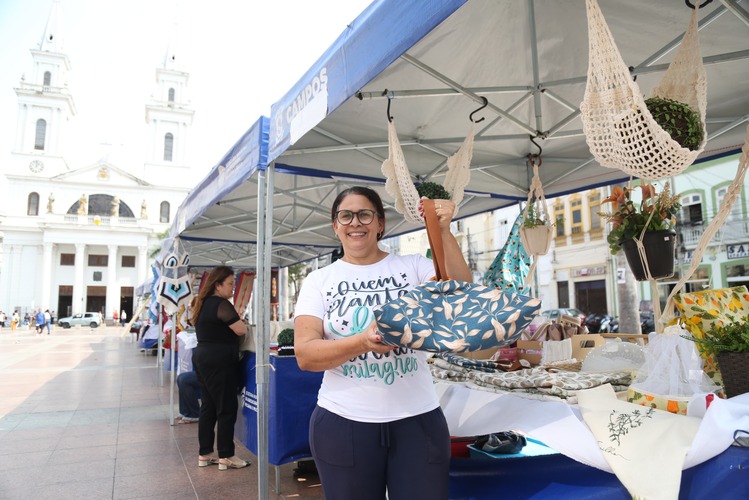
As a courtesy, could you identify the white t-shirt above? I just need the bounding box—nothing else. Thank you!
[295,253,439,423]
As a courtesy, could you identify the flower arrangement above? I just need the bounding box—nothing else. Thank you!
[599,182,681,255]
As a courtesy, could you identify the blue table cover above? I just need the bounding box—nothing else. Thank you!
[235,352,323,466]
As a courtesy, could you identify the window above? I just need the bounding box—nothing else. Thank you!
[554,203,565,237]
[571,198,583,235]
[122,255,136,268]
[160,201,170,223]
[27,192,40,216]
[168,88,175,102]
[588,191,601,230]
[163,133,174,161]
[680,193,703,224]
[88,254,108,267]
[60,253,75,266]
[35,119,47,150]
[93,271,102,282]
[43,71,51,86]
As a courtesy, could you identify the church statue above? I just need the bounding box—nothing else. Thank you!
[46,193,55,214]
[77,194,87,215]
[110,196,120,216]
[140,200,148,219]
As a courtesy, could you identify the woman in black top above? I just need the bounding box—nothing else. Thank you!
[191,266,250,470]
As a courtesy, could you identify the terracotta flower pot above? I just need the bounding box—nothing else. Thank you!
[520,225,553,256]
[620,229,676,281]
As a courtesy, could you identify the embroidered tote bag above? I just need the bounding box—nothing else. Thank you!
[374,199,542,353]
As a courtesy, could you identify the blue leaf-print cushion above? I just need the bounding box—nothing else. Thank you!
[374,280,542,353]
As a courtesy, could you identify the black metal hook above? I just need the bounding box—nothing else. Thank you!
[529,135,543,157]
[469,96,489,123]
[384,89,393,122]
[685,0,712,9]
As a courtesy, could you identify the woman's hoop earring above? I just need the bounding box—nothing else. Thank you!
[377,231,384,240]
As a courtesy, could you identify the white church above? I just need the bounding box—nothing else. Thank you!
[0,1,196,320]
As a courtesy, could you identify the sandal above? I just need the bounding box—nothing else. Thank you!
[218,457,250,470]
[198,456,219,467]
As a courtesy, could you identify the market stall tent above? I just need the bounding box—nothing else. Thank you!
[160,0,749,497]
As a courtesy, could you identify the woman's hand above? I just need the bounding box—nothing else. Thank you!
[418,197,455,231]
[359,321,397,354]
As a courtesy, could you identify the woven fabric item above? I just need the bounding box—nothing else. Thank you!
[381,119,473,223]
[580,0,706,180]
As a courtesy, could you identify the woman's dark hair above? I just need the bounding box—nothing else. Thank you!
[331,186,386,240]
[190,265,234,322]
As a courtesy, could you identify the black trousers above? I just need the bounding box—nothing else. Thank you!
[309,405,450,500]
[193,343,240,458]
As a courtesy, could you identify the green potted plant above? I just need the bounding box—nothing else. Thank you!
[520,202,560,255]
[599,182,681,281]
[645,97,704,151]
[682,321,749,397]
[416,181,451,200]
[277,327,295,356]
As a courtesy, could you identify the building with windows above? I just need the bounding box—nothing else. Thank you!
[0,1,194,319]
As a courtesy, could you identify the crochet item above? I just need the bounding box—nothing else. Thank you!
[381,119,473,222]
[580,0,706,180]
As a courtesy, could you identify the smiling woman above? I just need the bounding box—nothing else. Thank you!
[292,185,472,500]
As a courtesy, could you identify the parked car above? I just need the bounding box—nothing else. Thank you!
[58,312,101,328]
[539,308,586,323]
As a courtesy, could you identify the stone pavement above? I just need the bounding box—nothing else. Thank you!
[0,325,324,499]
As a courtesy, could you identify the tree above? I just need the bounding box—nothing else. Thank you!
[288,263,310,306]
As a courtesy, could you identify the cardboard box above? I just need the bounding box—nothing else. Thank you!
[462,347,499,360]
[517,340,543,365]
[570,334,605,361]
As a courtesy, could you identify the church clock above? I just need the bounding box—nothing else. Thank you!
[28,160,44,173]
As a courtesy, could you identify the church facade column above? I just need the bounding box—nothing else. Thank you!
[42,242,54,310]
[73,243,85,314]
[138,245,148,287]
[106,244,119,320]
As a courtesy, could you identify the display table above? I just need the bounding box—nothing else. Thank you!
[236,352,323,466]
[449,444,749,499]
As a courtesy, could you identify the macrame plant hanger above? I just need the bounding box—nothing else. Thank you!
[520,149,552,289]
[381,91,479,223]
[658,125,749,329]
[581,0,707,180]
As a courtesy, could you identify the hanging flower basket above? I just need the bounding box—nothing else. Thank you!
[520,225,553,256]
[621,230,676,281]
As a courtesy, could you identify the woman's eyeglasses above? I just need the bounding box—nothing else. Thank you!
[335,209,377,225]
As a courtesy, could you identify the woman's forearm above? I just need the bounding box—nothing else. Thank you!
[441,230,473,282]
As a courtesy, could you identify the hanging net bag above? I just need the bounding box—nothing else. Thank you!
[382,118,473,223]
[520,157,553,288]
[581,0,707,180]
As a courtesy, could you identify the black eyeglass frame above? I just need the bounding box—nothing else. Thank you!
[334,209,379,225]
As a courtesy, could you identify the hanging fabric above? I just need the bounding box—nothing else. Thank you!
[234,271,255,317]
[581,0,707,180]
[156,238,193,316]
[520,158,553,288]
[381,118,474,223]
[482,213,531,295]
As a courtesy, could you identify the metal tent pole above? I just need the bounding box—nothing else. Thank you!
[255,168,269,500]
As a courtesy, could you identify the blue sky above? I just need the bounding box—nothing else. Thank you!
[0,0,372,176]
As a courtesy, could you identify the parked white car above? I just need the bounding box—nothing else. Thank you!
[58,312,102,328]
